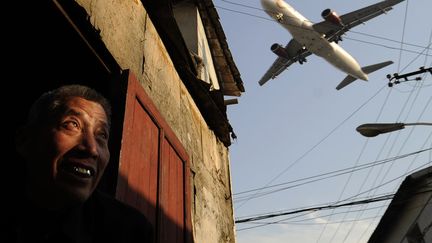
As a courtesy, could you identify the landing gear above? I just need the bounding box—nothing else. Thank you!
[334,36,343,44]
[275,13,284,23]
[298,56,307,64]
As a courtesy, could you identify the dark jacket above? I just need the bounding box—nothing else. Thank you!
[2,190,153,243]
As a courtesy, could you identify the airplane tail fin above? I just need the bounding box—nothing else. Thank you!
[362,60,394,74]
[336,60,394,90]
[336,75,357,90]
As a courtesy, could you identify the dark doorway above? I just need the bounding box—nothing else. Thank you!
[5,0,121,196]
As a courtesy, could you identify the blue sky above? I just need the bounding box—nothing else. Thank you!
[216,0,432,242]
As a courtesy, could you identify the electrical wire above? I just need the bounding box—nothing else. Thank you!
[236,193,395,224]
[233,148,432,202]
[343,37,432,57]
[241,203,388,230]
[341,6,432,241]
[247,216,380,226]
[237,185,432,231]
[237,191,396,221]
[349,30,432,50]
[235,85,387,210]
[318,73,396,243]
[237,188,432,225]
[342,52,432,243]
[396,0,410,72]
[354,84,432,241]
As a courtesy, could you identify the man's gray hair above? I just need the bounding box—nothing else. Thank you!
[26,84,112,128]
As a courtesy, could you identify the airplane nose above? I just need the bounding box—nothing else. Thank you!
[260,0,275,10]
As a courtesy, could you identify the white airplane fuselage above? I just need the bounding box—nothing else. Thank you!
[261,0,369,81]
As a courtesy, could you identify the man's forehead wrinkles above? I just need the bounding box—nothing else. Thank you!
[64,108,82,117]
[63,107,109,130]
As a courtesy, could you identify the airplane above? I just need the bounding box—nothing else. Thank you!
[258,0,404,90]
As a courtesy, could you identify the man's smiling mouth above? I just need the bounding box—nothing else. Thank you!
[60,162,95,178]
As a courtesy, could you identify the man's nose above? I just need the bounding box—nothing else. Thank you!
[79,131,99,158]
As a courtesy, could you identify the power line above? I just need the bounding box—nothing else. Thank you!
[286,204,384,224]
[344,37,432,58]
[236,188,432,226]
[248,215,380,226]
[339,72,432,242]
[237,191,393,221]
[219,0,264,12]
[349,30,432,50]
[339,16,432,242]
[235,165,432,233]
[238,204,386,231]
[334,87,397,242]
[233,148,432,201]
[336,160,432,208]
[236,193,395,224]
[242,199,432,230]
[396,0,410,72]
[349,99,432,240]
[234,85,388,210]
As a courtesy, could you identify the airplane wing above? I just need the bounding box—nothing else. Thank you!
[313,0,405,42]
[258,39,312,86]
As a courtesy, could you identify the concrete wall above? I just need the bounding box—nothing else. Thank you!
[74,0,236,242]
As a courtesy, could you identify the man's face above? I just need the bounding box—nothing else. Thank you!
[18,97,110,207]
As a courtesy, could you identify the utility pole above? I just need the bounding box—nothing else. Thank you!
[386,66,432,87]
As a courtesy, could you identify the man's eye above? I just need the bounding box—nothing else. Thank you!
[62,120,80,130]
[97,131,109,140]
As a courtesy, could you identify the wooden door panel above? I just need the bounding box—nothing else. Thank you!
[117,96,159,226]
[116,71,192,243]
[159,139,185,243]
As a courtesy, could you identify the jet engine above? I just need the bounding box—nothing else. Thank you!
[271,43,290,59]
[321,9,343,26]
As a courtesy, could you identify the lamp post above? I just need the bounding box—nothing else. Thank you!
[356,122,432,137]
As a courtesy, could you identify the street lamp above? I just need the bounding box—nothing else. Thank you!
[356,122,432,137]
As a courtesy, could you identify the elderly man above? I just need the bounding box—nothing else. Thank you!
[5,84,153,242]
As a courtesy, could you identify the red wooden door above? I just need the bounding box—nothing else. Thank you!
[159,139,185,243]
[116,71,192,243]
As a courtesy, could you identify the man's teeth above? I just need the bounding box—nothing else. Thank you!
[73,166,92,176]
